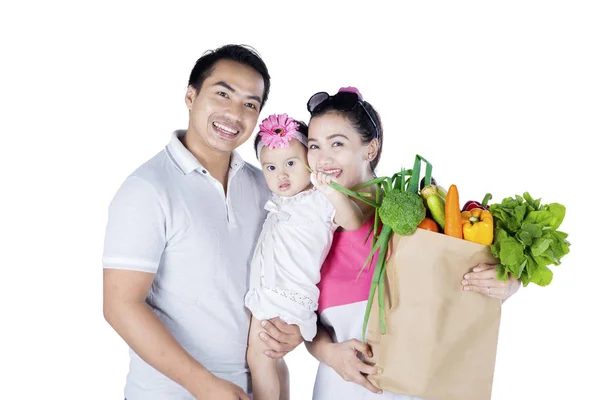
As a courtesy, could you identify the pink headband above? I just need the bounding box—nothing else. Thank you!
[256,113,307,161]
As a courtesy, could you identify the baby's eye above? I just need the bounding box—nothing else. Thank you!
[266,165,275,171]
[287,161,295,167]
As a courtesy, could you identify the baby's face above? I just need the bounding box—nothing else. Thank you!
[260,139,311,197]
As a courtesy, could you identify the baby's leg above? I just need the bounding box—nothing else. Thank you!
[247,315,281,400]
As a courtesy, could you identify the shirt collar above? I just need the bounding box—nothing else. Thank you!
[166,130,246,176]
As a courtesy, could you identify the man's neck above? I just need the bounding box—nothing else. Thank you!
[182,131,232,190]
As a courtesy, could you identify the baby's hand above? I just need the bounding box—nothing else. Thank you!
[311,171,336,195]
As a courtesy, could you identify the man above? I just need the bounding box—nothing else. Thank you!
[102,44,303,400]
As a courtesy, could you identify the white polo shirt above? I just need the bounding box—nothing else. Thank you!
[102,130,270,399]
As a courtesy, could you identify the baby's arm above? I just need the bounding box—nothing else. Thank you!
[312,172,363,230]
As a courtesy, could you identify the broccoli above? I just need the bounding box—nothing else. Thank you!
[379,189,426,236]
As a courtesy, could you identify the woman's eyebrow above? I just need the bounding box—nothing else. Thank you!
[327,134,349,140]
[307,133,349,142]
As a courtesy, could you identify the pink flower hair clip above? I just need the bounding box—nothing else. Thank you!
[258,113,300,149]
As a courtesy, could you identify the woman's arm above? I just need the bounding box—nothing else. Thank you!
[305,320,335,363]
[305,321,382,394]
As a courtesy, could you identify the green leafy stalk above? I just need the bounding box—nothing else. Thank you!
[361,224,392,342]
[329,182,380,208]
[378,261,387,334]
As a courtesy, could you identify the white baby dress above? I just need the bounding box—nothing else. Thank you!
[244,187,337,340]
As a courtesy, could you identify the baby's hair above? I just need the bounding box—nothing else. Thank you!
[253,120,308,159]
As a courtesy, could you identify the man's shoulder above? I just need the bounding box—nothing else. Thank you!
[127,148,174,187]
[240,161,268,190]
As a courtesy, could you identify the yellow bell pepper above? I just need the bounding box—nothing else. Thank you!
[461,208,494,245]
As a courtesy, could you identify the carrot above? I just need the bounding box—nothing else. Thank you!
[444,184,463,238]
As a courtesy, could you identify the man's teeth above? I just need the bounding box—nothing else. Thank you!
[213,122,238,134]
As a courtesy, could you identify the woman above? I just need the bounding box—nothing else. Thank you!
[302,87,521,399]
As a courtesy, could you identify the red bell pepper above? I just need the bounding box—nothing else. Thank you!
[462,193,492,212]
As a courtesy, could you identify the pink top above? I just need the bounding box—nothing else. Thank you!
[317,218,379,314]
[313,219,422,399]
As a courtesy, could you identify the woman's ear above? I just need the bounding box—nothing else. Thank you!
[366,138,379,161]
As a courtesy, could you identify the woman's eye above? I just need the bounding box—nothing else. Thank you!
[309,144,319,150]
[332,141,343,147]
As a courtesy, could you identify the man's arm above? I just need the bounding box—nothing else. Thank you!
[103,269,249,399]
[103,269,211,393]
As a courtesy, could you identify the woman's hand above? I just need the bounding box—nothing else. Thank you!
[324,339,382,394]
[462,263,521,301]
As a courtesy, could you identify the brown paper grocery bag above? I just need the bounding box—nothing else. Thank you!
[365,228,502,400]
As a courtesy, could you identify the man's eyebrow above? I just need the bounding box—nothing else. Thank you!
[214,81,262,103]
[307,134,349,142]
[215,81,235,92]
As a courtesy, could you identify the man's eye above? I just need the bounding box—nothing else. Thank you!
[217,91,229,98]
[245,103,257,109]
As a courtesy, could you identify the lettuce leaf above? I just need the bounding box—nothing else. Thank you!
[489,192,570,287]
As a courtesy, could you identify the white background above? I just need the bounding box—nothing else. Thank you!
[1,1,598,399]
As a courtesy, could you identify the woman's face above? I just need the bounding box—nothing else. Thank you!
[307,112,377,189]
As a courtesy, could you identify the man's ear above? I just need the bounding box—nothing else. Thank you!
[185,86,198,110]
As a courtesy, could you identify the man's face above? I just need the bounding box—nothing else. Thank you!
[185,59,265,154]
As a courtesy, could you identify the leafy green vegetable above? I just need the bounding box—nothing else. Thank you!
[489,193,570,287]
[379,189,426,236]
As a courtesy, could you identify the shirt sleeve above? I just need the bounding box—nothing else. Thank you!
[102,176,166,273]
[314,190,338,228]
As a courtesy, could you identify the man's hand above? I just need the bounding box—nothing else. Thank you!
[258,317,303,358]
[194,375,250,400]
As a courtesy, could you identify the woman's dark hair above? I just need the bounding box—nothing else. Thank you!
[309,96,383,173]
[254,120,309,159]
[188,44,271,109]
